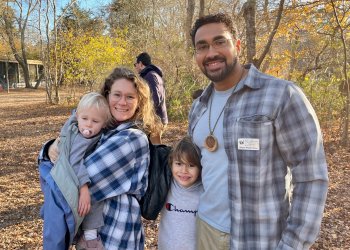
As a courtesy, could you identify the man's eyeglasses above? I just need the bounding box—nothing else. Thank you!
[194,38,232,54]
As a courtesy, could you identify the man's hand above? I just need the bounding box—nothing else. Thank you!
[78,184,91,217]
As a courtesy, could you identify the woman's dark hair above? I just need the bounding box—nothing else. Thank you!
[190,13,238,46]
[169,136,202,170]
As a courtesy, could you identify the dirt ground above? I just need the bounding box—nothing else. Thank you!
[0,88,349,249]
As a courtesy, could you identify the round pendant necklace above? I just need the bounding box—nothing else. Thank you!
[204,67,245,152]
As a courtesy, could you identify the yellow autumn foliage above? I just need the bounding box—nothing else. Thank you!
[60,29,131,89]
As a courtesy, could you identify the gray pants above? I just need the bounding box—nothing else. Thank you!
[82,201,104,230]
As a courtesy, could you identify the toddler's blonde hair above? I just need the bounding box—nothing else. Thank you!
[76,92,112,126]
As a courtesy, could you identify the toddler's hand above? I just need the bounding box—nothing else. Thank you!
[78,184,91,217]
[48,137,60,163]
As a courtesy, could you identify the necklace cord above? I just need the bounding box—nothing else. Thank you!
[208,67,245,134]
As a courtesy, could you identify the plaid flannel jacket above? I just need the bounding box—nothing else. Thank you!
[85,122,149,250]
[188,64,328,250]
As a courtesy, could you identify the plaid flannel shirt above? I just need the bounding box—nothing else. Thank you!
[188,64,328,250]
[85,122,149,250]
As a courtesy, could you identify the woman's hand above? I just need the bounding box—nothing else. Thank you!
[48,137,60,163]
[78,184,91,217]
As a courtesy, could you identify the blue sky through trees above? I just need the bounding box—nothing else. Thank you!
[59,0,111,13]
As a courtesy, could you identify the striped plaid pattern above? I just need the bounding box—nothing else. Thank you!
[188,64,328,249]
[85,122,149,250]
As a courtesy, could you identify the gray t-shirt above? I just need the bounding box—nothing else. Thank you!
[158,179,203,250]
[193,87,233,233]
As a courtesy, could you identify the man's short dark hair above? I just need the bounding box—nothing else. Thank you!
[136,52,152,66]
[190,13,237,46]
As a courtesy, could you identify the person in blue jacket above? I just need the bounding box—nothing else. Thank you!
[135,52,168,144]
[39,67,162,250]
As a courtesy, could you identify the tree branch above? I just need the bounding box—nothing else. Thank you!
[255,0,285,69]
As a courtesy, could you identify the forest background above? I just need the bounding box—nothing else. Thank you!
[0,0,349,249]
[1,0,349,144]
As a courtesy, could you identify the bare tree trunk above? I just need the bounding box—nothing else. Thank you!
[5,60,10,93]
[260,0,273,73]
[243,0,256,64]
[243,0,285,69]
[255,0,285,69]
[264,0,269,17]
[53,0,60,104]
[185,0,195,50]
[2,0,38,88]
[44,0,53,103]
[331,0,349,146]
[36,0,44,90]
[39,0,76,103]
[152,0,156,39]
[287,39,297,81]
[20,3,31,88]
[34,71,44,89]
[298,43,328,82]
[199,0,205,18]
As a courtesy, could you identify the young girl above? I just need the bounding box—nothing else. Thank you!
[157,136,203,250]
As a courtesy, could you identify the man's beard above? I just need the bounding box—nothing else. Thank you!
[203,56,237,83]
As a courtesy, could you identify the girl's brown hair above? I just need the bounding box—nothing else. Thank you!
[169,136,202,169]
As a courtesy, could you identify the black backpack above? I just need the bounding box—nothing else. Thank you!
[139,139,172,220]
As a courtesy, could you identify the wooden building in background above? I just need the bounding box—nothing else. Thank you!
[0,58,44,89]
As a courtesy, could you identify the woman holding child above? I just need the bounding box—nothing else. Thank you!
[42,67,162,250]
